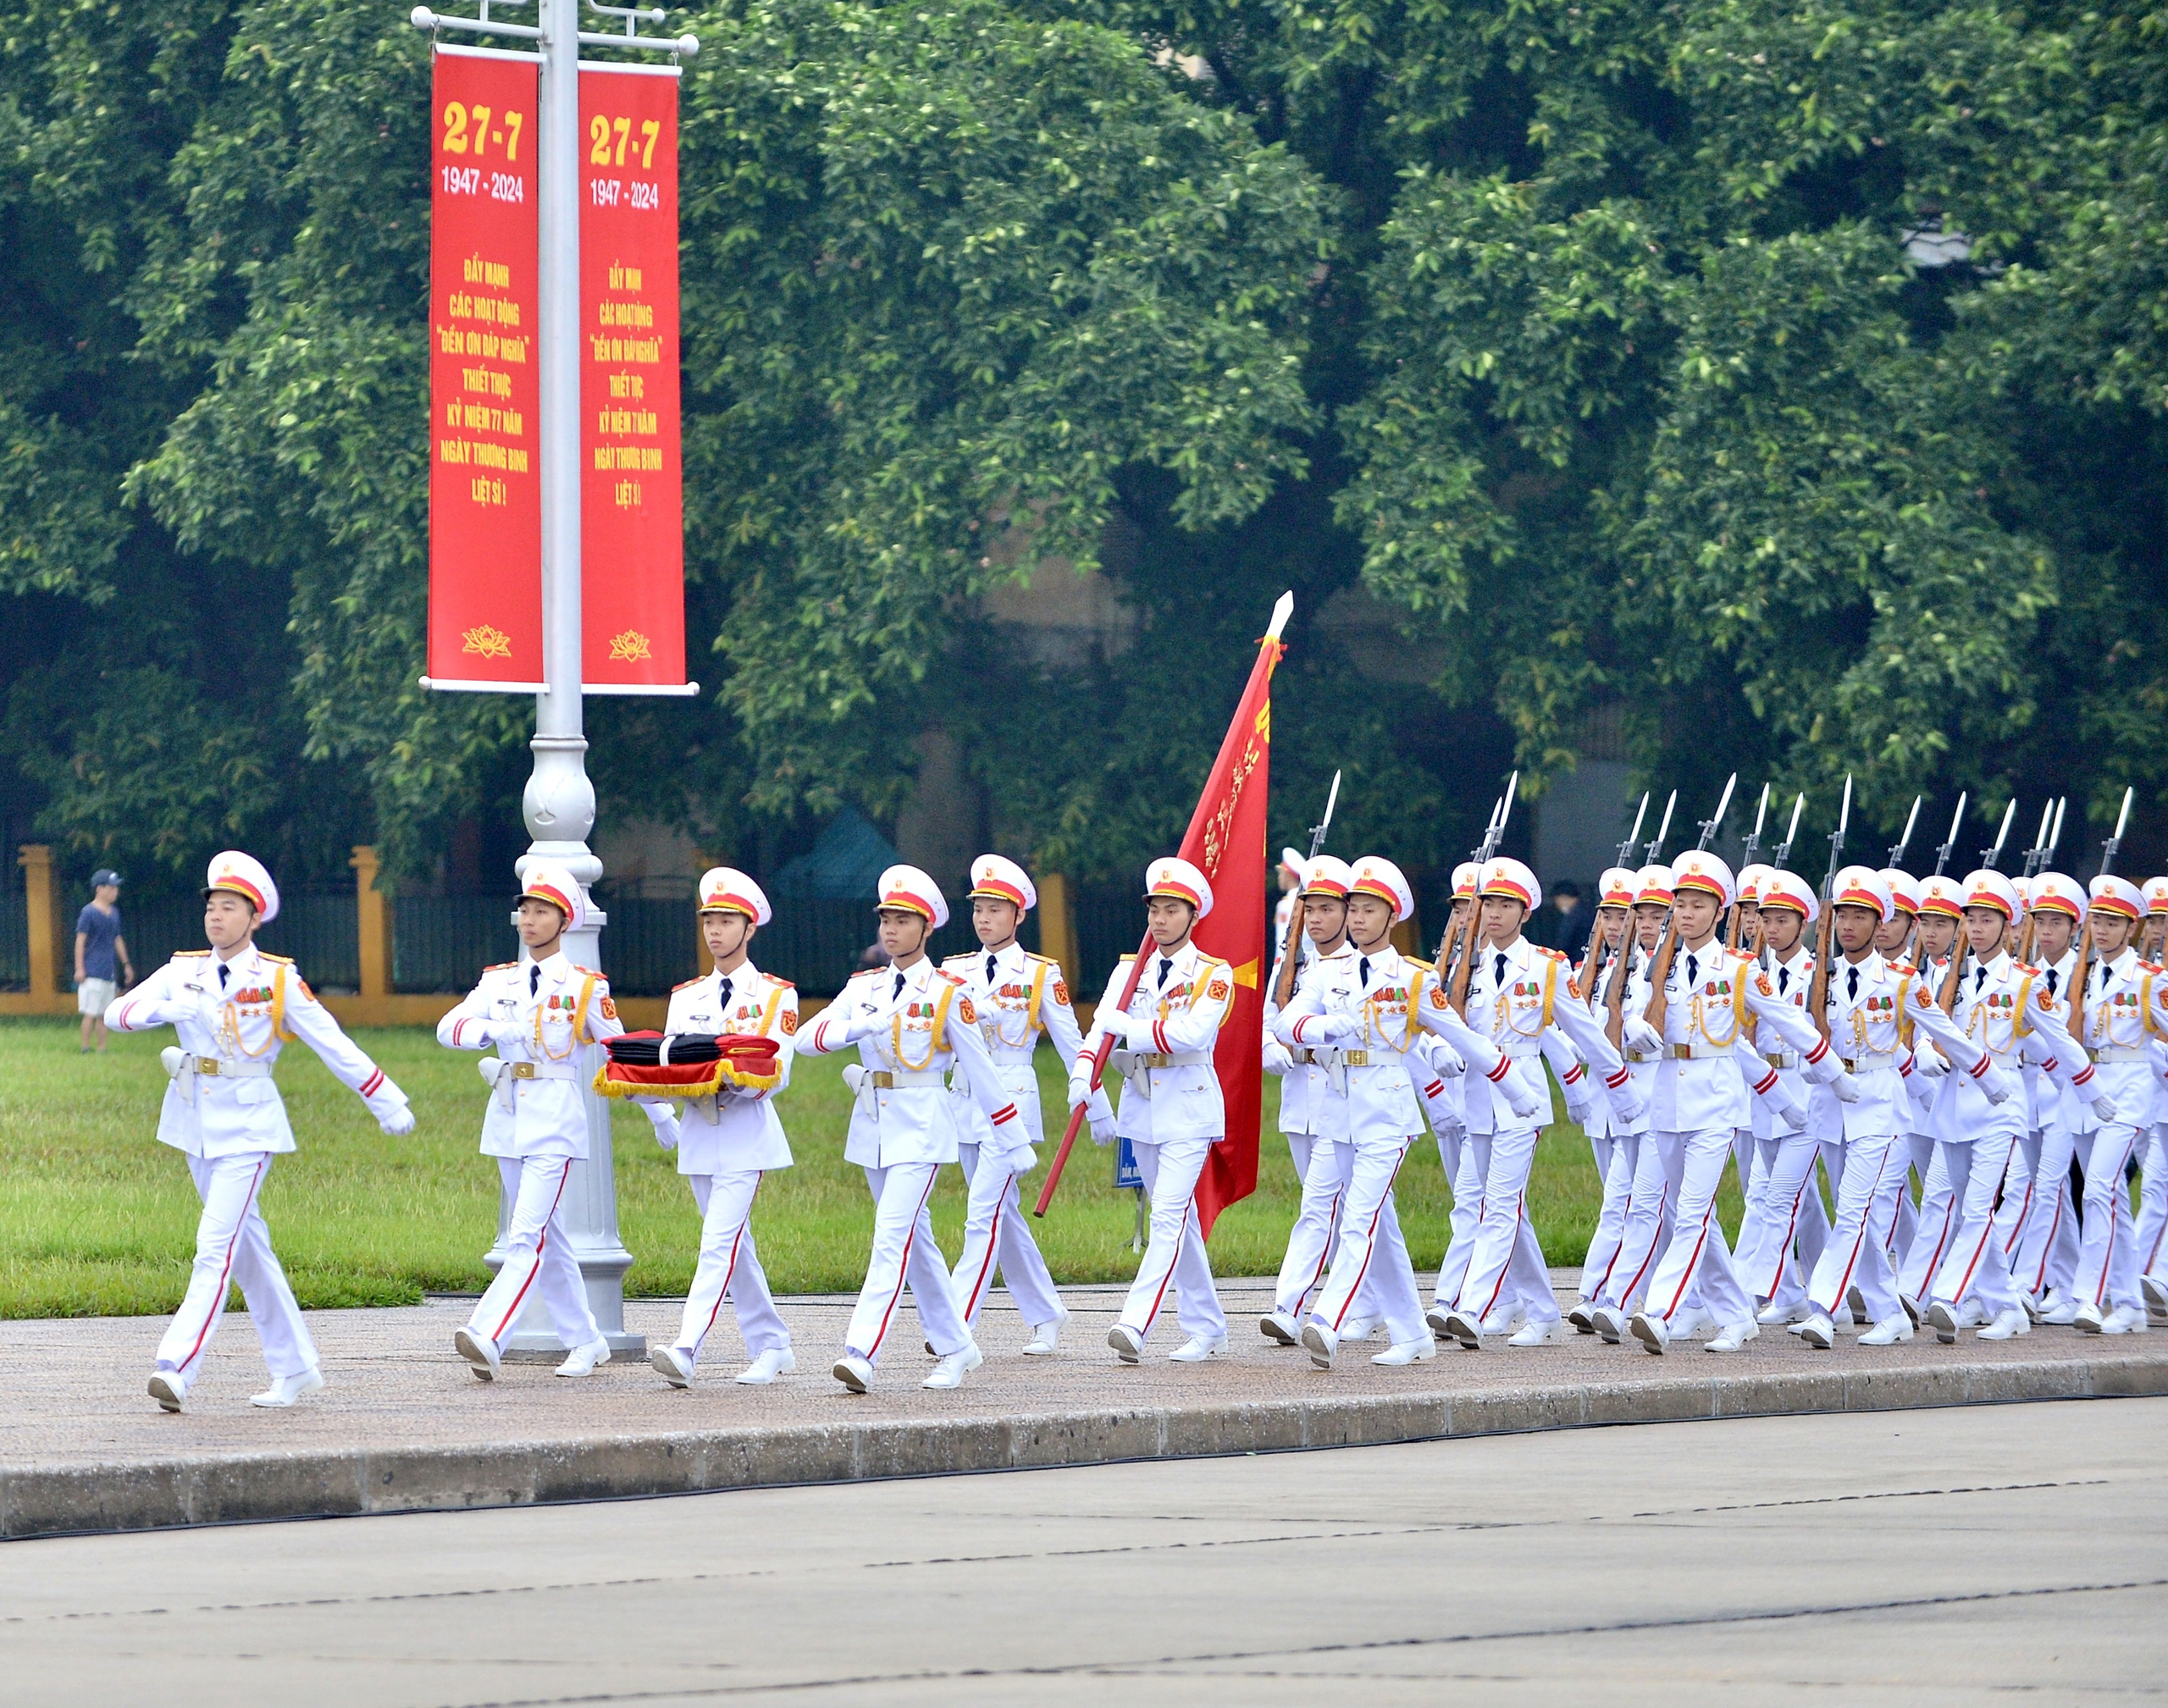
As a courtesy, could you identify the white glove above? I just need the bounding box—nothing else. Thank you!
[2092,1093,2119,1121]
[1778,1097,1808,1131]
[1914,1047,1950,1079]
[1607,1082,1648,1130]
[1097,1012,1138,1047]
[1625,1018,1663,1055]
[1831,1073,1863,1105]
[1068,1069,1094,1108]
[841,1063,867,1096]
[1089,1117,1119,1147]
[1562,1082,1597,1128]
[1505,1079,1546,1123]
[645,1104,681,1152]
[1263,1039,1294,1075]
[1433,1050,1467,1079]
[1978,1066,2019,1107]
[488,1020,527,1051]
[1292,1011,1358,1047]
[379,1106,416,1136]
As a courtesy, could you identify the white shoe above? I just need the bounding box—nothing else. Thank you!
[1958,1297,1992,1328]
[1978,1307,2030,1340]
[1924,1301,1961,1344]
[554,1337,611,1377]
[921,1344,984,1389]
[2142,1274,2168,1319]
[736,1347,796,1385]
[2074,1301,2105,1335]
[454,1325,501,1382]
[1168,1333,1228,1363]
[1848,1285,1869,1324]
[1590,1306,1626,1345]
[1628,1312,1671,1354]
[1672,1306,1717,1339]
[1566,1301,1598,1334]
[832,1354,874,1392]
[1424,1304,1455,1339]
[1442,1309,1483,1351]
[1858,1313,1914,1346]
[1799,1313,1836,1349]
[2102,1303,2149,1335]
[1300,1321,1338,1369]
[1900,1293,1923,1328]
[1020,1311,1068,1356]
[651,1344,696,1387]
[2040,1294,2082,1326]
[1339,1316,1380,1343]
[1508,1317,1569,1347]
[1706,1320,1760,1353]
[1373,1337,1436,1365]
[1107,1324,1142,1363]
[147,1369,187,1412]
[1486,1302,1530,1335]
[1758,1301,1811,1325]
[250,1368,326,1408]
[2021,1291,2044,1324]
[1259,1310,1302,1346]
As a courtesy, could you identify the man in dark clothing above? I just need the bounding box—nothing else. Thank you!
[75,869,132,1053]
[1535,880,1591,959]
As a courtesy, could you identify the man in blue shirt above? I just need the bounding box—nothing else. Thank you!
[75,870,132,1053]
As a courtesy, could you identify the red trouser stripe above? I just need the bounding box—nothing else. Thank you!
[1330,1147,1408,1331]
[489,1159,573,1343]
[1475,1192,1525,1324]
[178,1156,270,1374]
[1591,1186,1633,1298]
[960,1175,1012,1318]
[2091,1132,2135,1307]
[1141,1198,1197,1332]
[2028,1184,2066,1295]
[1762,1163,1813,1298]
[2001,1172,2034,1257]
[865,1169,941,1358]
[1818,1143,1897,1313]
[694,1172,760,1352]
[1659,1192,1717,1322]
[1946,1147,2016,1305]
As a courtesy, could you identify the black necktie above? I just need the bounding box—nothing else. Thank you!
[1975,966,1987,993]
[1360,957,1371,987]
[2100,964,2112,993]
[716,976,733,1014]
[1158,957,1173,988]
[1778,966,1789,994]
[893,971,906,1001]
[1494,952,1507,987]
[1686,953,1698,989]
[529,965,539,997]
[218,964,230,991]
[1847,965,1858,1002]
[986,953,998,989]
[2046,968,2058,997]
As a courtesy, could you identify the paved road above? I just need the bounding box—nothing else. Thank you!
[5,1397,2163,1705]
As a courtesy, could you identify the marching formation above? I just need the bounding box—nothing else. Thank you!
[102,782,2168,1410]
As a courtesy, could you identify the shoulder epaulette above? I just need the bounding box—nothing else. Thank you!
[2142,960,2164,976]
[1025,951,1059,965]
[671,976,703,992]
[767,974,795,988]
[2016,961,2040,976]
[258,952,294,965]
[1119,953,1137,964]
[485,961,518,971]
[936,969,965,987]
[174,948,211,959]
[574,964,602,977]
[1406,957,1435,972]
[940,953,975,966]
[1196,951,1231,969]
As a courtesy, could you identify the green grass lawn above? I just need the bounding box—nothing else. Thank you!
[0,1016,1659,1318]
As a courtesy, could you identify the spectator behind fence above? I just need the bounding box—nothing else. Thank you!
[75,869,133,1053]
[1532,879,1590,959]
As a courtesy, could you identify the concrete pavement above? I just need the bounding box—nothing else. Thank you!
[3,1397,2162,1705]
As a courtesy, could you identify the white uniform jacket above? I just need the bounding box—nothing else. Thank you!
[941,942,1109,1171]
[107,945,407,1158]
[2018,949,2084,1136]
[1435,935,1640,1136]
[1911,951,2087,1141]
[1079,941,1239,1144]
[1271,944,1439,1145]
[436,950,627,1160]
[653,960,798,1175]
[799,957,1023,1168]
[1643,941,1833,1133]
[1743,945,1817,1140]
[1264,937,1354,1141]
[2074,949,2167,1130]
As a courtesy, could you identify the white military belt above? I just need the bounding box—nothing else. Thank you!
[869,1069,947,1088]
[2089,1045,2149,1064]
[1763,1049,1799,1070]
[504,1061,578,1081]
[1839,1049,1901,1071]
[1130,1050,1211,1070]
[171,1053,273,1079]
[1667,1042,1734,1061]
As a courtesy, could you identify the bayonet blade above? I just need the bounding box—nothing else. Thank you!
[1751,782,1770,842]
[1618,791,1649,866]
[1889,793,1922,867]
[2113,784,2133,843]
[1648,789,1678,862]
[1838,775,1853,839]
[2046,796,2066,860]
[1984,796,2017,869]
[1699,771,1738,851]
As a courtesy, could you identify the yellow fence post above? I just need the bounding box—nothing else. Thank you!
[19,845,60,1000]
[1038,871,1079,987]
[351,845,391,999]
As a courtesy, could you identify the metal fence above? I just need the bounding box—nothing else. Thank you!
[0,880,25,989]
[102,893,360,992]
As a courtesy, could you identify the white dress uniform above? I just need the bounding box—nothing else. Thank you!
[2137,876,2168,1303]
[1567,871,1646,1323]
[2070,875,2166,1329]
[1076,859,1240,1353]
[1269,858,1438,1362]
[1433,860,1643,1346]
[105,851,412,1407]
[797,876,1024,1382]
[1621,854,1838,1351]
[438,866,631,1368]
[639,867,799,1383]
[942,854,1110,1346]
[2002,942,2088,1310]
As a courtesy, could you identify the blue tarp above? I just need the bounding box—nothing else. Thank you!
[770,806,900,900]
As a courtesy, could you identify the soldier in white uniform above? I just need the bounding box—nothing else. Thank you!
[2071,874,2166,1334]
[1874,870,1938,1272]
[1915,869,2095,1342]
[2138,876,2168,1317]
[107,851,413,1411]
[1272,857,1442,1368]
[1076,858,1240,1363]
[1568,866,1654,1331]
[1435,858,1645,1350]
[440,864,644,1381]
[942,854,1109,1356]
[646,868,799,1387]
[1619,853,1843,1353]
[798,865,1026,1391]
[1260,854,1364,1344]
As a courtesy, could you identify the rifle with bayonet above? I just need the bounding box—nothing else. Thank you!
[1805,777,1854,1042]
[2016,799,2055,961]
[1446,773,1517,1019]
[1728,782,1772,953]
[1574,791,1649,1003]
[1771,790,1806,874]
[2070,787,2133,1038]
[1888,793,1922,869]
[1272,770,1341,1012]
[1931,792,1966,877]
[1939,796,2016,1014]
[1641,773,1737,1038]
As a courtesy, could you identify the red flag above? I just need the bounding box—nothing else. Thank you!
[1177,601,1286,1236]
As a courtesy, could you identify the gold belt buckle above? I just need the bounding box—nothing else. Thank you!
[1343,1050,1370,1066]
[1670,1044,1693,1060]
[510,1062,537,1080]
[871,1070,895,1089]
[196,1057,221,1076]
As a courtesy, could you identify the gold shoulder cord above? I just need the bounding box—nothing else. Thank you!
[890,983,946,1071]
[220,966,282,1059]
[531,975,590,1062]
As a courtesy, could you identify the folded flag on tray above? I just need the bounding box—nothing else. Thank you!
[594,1031,783,1099]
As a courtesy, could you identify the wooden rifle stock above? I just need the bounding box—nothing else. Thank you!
[2067,915,2096,1041]
[1640,912,1684,1037]
[1935,937,1969,1015]
[1604,932,1633,1052]
[1033,929,1155,1218]
[1271,890,1307,1012]
[1446,902,1481,1018]
[1806,904,1835,1042]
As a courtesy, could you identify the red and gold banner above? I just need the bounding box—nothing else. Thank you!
[578,64,686,688]
[426,47,544,687]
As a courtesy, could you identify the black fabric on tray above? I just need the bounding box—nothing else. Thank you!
[603,1031,723,1065]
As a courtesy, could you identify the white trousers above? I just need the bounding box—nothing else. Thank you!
[2075,1123,2143,1314]
[1579,1130,1641,1303]
[2010,1123,2082,1301]
[1888,1130,1936,1265]
[672,1169,791,1363]
[950,1141,1063,1332]
[1118,1135,1226,1341]
[1308,1137,1424,1345]
[1439,1124,1556,1325]
[1899,1143,1961,1305]
[1739,1132,1827,1309]
[845,1162,969,1363]
[469,1155,601,1352]
[1597,1127,1682,1315]
[1926,1135,2021,1315]
[155,1152,316,1384]
[2137,1126,2168,1281]
[1638,1129,1754,1328]
[1806,1133,1905,1322]
[1275,1133,1371,1319]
